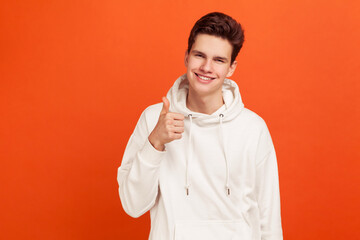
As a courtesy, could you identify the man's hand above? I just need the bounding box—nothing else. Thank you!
[148,97,185,151]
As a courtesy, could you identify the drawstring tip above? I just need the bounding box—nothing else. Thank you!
[186,188,189,196]
[226,187,231,196]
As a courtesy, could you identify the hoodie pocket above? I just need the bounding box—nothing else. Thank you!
[174,219,251,240]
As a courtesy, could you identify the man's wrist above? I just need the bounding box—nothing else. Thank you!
[148,135,165,151]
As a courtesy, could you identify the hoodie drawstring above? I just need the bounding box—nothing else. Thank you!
[186,114,193,196]
[185,113,230,196]
[219,114,231,196]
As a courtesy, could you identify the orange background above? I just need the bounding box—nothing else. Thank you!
[1,0,359,239]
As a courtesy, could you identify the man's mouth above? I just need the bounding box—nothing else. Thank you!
[195,73,215,81]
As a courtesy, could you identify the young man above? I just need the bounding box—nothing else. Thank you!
[118,12,283,240]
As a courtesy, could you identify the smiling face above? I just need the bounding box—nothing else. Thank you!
[185,33,237,99]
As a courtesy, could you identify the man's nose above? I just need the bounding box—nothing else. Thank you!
[200,59,212,72]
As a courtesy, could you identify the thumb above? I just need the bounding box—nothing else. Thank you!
[161,96,170,114]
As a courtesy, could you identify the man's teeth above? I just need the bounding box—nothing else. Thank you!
[198,75,212,80]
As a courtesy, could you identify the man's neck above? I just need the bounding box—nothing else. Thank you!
[186,88,224,115]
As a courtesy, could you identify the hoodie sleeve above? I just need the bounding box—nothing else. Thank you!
[255,124,283,240]
[117,108,166,218]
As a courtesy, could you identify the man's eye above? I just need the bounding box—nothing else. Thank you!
[215,59,225,63]
[195,54,204,58]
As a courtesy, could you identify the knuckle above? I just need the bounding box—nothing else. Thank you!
[176,114,184,120]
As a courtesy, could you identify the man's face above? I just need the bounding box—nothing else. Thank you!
[185,34,237,98]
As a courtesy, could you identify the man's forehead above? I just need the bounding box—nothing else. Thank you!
[191,34,232,59]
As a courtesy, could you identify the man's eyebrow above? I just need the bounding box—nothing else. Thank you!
[191,50,229,62]
[214,56,229,62]
[191,50,205,55]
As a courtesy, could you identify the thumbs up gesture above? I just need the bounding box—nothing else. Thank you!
[148,97,185,151]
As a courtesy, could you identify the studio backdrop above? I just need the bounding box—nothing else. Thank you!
[0,0,359,239]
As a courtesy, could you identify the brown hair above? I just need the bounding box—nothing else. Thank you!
[187,12,245,64]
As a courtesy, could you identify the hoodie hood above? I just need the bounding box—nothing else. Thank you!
[166,74,244,126]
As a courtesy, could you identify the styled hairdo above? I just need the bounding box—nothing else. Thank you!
[187,12,245,64]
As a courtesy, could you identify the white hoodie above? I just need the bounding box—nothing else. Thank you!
[117,74,283,240]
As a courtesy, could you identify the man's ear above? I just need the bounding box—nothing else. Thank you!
[184,50,189,67]
[226,60,237,78]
